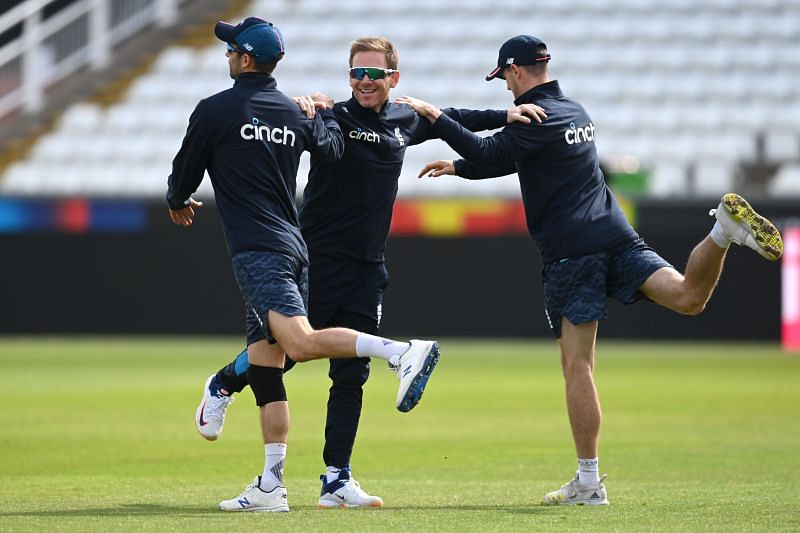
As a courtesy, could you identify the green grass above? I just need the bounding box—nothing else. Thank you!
[2,337,799,531]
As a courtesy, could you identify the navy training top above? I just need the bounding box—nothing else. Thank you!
[167,72,344,263]
[431,80,637,264]
[300,97,508,262]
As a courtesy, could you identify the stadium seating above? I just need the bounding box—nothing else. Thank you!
[1,0,799,198]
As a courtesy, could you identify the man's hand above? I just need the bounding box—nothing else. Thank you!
[418,159,455,178]
[311,91,334,109]
[169,197,203,227]
[395,95,442,123]
[507,103,547,124]
[293,92,334,119]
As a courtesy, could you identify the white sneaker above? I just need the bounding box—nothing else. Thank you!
[196,374,234,441]
[393,340,440,412]
[318,468,384,508]
[543,473,608,506]
[711,193,783,261]
[219,476,289,512]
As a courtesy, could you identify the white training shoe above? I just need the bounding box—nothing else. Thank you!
[196,374,234,441]
[543,473,608,506]
[219,476,289,512]
[393,339,440,412]
[318,468,384,508]
[711,193,783,261]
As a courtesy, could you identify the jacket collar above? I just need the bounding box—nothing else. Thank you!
[345,95,389,119]
[514,80,562,105]
[233,72,277,89]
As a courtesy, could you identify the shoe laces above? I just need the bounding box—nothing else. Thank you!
[339,478,369,498]
[206,393,234,420]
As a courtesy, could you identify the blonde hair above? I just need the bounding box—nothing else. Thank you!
[349,37,399,69]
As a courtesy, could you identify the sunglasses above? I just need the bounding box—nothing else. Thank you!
[226,43,246,55]
[349,67,397,80]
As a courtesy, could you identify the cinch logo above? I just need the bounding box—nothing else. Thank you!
[564,122,595,145]
[349,128,380,143]
[240,117,296,146]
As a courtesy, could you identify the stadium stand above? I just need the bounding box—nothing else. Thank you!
[0,0,799,198]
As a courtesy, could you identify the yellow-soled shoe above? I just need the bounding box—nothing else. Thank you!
[713,193,783,261]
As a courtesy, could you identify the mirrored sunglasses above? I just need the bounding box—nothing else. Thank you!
[349,67,397,80]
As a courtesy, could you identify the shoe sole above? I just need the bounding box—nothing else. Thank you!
[722,193,783,261]
[317,500,384,509]
[220,506,289,512]
[543,499,609,506]
[397,342,440,413]
[542,492,608,507]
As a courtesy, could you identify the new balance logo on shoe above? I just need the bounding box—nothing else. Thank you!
[238,497,250,508]
[402,365,412,378]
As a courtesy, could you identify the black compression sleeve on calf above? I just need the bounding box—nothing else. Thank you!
[247,364,287,406]
[217,361,249,394]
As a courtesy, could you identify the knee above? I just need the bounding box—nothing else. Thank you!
[280,334,314,362]
[561,353,593,377]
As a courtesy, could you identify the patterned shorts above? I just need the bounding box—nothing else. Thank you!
[542,238,672,339]
[231,251,309,346]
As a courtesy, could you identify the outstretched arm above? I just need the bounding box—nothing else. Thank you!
[419,159,516,181]
[397,95,545,126]
[397,95,546,166]
[399,95,546,145]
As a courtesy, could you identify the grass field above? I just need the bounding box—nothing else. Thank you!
[2,337,799,532]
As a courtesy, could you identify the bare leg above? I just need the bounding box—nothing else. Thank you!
[559,319,601,458]
[267,311,407,363]
[249,340,289,443]
[641,236,728,315]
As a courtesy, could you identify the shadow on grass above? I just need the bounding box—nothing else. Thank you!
[0,502,578,517]
[0,503,219,518]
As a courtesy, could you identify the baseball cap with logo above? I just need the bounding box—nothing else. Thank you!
[214,17,285,63]
[485,35,551,81]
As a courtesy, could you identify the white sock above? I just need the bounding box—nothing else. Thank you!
[261,443,286,492]
[709,220,732,249]
[325,466,341,484]
[355,333,409,366]
[578,457,599,485]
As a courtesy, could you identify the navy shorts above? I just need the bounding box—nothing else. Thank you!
[542,238,672,339]
[307,255,389,334]
[231,251,308,346]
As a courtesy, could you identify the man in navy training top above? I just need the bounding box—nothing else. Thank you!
[398,34,784,506]
[193,36,545,508]
[167,19,444,513]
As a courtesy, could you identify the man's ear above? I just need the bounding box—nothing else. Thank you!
[389,71,400,89]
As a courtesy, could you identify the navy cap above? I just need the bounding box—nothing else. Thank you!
[214,17,285,63]
[486,35,551,81]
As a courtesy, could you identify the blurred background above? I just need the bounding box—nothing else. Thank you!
[0,0,798,343]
